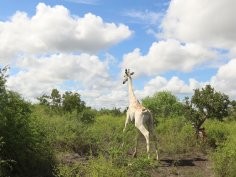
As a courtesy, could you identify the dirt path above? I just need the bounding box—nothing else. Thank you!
[151,153,214,177]
[58,151,215,177]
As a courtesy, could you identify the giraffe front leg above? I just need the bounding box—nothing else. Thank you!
[123,114,130,133]
[133,130,140,158]
[122,114,130,147]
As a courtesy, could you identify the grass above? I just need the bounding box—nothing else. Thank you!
[30,105,236,177]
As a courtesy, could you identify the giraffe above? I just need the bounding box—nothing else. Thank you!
[122,69,158,160]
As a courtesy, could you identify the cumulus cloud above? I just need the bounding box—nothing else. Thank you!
[0,3,132,63]
[160,0,236,50]
[135,75,206,99]
[122,39,216,76]
[211,59,236,98]
[7,53,112,100]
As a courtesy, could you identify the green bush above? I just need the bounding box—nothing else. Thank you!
[205,120,229,148]
[211,121,236,177]
[55,162,86,177]
[78,108,96,124]
[0,68,55,177]
[142,91,184,118]
[0,137,13,177]
[87,155,128,177]
[0,92,55,177]
[157,117,197,155]
[212,140,236,177]
[127,156,156,177]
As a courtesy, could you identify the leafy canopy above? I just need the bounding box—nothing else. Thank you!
[142,91,184,118]
[184,85,230,129]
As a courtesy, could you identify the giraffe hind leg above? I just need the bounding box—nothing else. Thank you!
[137,125,150,159]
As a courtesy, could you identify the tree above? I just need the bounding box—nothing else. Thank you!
[0,67,55,177]
[62,91,85,113]
[50,88,61,110]
[0,67,11,176]
[37,94,50,106]
[184,85,230,138]
[228,100,236,120]
[142,91,184,118]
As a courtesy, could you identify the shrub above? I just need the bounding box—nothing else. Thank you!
[205,120,229,148]
[0,67,55,177]
[0,137,13,177]
[87,155,128,177]
[157,117,197,155]
[211,121,236,177]
[55,162,86,177]
[212,140,236,177]
[78,108,96,124]
[142,91,184,119]
[127,156,156,177]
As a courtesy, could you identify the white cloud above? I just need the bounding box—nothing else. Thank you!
[124,10,162,25]
[160,0,236,51]
[122,39,216,76]
[211,59,236,99]
[7,53,112,100]
[135,75,206,99]
[64,0,98,5]
[0,3,132,63]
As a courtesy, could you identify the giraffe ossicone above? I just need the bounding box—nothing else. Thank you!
[122,69,158,160]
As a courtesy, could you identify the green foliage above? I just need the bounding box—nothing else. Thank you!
[55,162,86,177]
[142,91,184,118]
[0,66,7,89]
[0,137,13,177]
[55,153,156,177]
[127,156,156,177]
[0,67,55,177]
[0,92,55,177]
[62,91,85,113]
[184,85,230,140]
[87,155,128,177]
[78,108,96,124]
[185,85,230,123]
[98,107,124,117]
[210,121,236,177]
[51,88,62,110]
[205,120,229,148]
[37,94,50,106]
[38,89,86,114]
[213,142,236,177]
[228,100,236,120]
[157,117,197,155]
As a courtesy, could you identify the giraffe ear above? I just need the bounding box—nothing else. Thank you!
[130,72,134,75]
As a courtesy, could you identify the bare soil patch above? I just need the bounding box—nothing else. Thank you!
[152,153,214,177]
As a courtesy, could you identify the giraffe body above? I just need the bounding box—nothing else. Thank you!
[123,69,158,160]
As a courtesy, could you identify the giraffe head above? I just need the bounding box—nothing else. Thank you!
[123,69,134,84]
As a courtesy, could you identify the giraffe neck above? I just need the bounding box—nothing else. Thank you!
[128,78,139,106]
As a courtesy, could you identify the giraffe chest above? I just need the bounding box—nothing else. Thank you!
[128,107,143,122]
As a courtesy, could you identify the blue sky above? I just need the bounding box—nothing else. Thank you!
[1,0,236,109]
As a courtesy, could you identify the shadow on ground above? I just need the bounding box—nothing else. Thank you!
[159,157,207,167]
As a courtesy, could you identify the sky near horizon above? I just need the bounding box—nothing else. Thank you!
[1,0,236,109]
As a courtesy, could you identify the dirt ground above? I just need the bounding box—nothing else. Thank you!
[59,144,215,177]
[151,153,214,177]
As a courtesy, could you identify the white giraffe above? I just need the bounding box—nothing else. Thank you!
[122,69,158,160]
